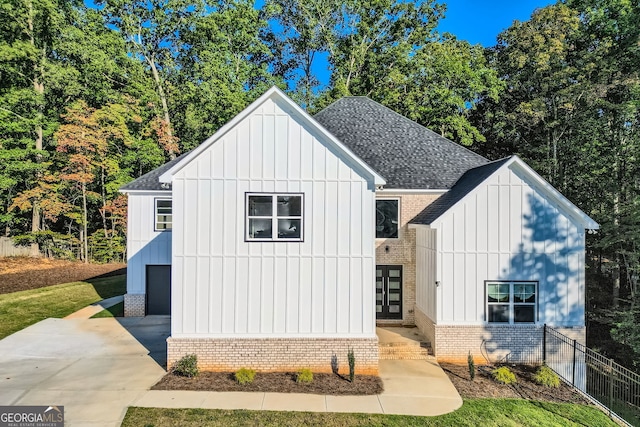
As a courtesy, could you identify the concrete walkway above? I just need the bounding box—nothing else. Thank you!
[0,311,461,426]
[135,359,462,416]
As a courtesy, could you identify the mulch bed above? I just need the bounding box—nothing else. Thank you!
[152,371,384,395]
[0,257,126,294]
[440,362,589,404]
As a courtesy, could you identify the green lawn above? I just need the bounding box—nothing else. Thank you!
[122,399,617,427]
[0,275,125,339]
[91,301,124,318]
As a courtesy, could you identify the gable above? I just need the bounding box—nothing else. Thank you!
[160,87,384,187]
[411,156,598,231]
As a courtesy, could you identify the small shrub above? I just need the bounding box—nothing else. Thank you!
[534,365,560,388]
[467,352,476,381]
[172,354,199,378]
[492,366,517,385]
[347,348,356,382]
[235,368,256,385]
[296,368,313,384]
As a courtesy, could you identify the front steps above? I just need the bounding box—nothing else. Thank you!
[377,326,434,360]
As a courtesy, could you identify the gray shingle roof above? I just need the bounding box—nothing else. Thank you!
[119,154,184,191]
[410,157,512,225]
[314,97,489,189]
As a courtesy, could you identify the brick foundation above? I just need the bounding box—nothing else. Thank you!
[415,307,585,365]
[167,336,379,375]
[124,293,145,317]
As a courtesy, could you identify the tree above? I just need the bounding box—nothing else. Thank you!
[98,0,201,158]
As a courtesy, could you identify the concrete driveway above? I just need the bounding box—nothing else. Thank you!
[0,316,170,427]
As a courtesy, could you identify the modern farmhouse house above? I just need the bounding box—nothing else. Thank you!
[120,87,598,372]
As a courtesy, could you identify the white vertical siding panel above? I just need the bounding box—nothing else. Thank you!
[324,257,337,333]
[325,182,339,256]
[300,130,313,181]
[171,257,184,333]
[300,181,314,257]
[263,114,275,180]
[442,217,453,252]
[224,129,237,178]
[487,186,499,252]
[453,253,465,321]
[350,257,363,332]
[350,182,362,256]
[197,180,211,256]
[299,257,312,333]
[235,257,249,333]
[237,121,250,179]
[312,182,326,255]
[476,253,488,322]
[211,180,224,255]
[247,257,262,333]
[223,181,237,254]
[465,253,477,321]
[362,257,375,334]
[465,195,476,252]
[274,115,288,180]
[510,185,522,251]
[261,258,274,333]
[174,181,185,257]
[313,140,326,181]
[196,259,209,333]
[440,253,454,322]
[183,256,197,333]
[273,257,287,333]
[499,185,510,252]
[476,187,488,252]
[208,257,223,333]
[288,118,301,180]
[312,257,325,333]
[336,257,350,333]
[250,115,263,179]
[184,183,198,256]
[286,257,300,333]
[338,182,351,256]
[198,150,211,178]
[222,257,236,333]
[325,150,338,180]
[453,209,465,251]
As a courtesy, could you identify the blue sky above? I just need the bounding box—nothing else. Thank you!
[438,0,555,46]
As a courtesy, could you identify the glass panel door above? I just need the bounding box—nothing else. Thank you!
[376,265,402,320]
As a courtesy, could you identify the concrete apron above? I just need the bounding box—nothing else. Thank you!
[0,316,169,427]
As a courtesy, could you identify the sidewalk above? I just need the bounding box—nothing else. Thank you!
[133,359,463,416]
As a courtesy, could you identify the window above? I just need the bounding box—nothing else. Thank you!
[486,281,537,324]
[246,193,303,241]
[376,199,399,238]
[155,199,172,231]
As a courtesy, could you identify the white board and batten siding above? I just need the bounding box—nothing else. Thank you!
[171,96,377,339]
[126,192,172,294]
[416,162,587,328]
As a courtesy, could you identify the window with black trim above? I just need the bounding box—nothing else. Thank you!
[486,281,537,323]
[376,199,399,239]
[155,199,172,230]
[246,193,303,241]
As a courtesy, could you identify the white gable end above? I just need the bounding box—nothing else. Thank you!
[170,94,378,338]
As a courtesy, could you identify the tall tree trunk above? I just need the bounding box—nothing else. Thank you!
[28,0,43,257]
[82,182,88,264]
[148,58,175,159]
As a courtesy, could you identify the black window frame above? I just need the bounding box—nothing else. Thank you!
[376,198,400,239]
[154,198,172,231]
[245,193,304,242]
[485,280,538,324]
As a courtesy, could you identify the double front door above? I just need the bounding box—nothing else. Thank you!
[376,265,402,320]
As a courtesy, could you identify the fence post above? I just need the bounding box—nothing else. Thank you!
[542,324,547,364]
[572,339,577,386]
[608,358,614,417]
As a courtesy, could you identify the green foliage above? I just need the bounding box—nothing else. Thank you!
[234,368,256,385]
[467,352,476,381]
[172,354,199,378]
[347,348,355,383]
[492,366,517,385]
[533,365,560,388]
[296,368,313,384]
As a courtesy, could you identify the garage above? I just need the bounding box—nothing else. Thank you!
[146,265,171,315]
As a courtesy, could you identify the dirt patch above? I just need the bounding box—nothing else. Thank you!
[0,257,126,294]
[152,371,384,396]
[441,363,589,404]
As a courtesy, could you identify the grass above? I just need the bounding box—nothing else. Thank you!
[91,301,124,318]
[0,275,125,339]
[121,399,618,427]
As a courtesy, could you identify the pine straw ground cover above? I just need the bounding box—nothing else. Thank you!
[153,371,384,395]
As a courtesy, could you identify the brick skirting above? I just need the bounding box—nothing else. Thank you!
[124,293,145,317]
[415,307,585,364]
[167,336,379,375]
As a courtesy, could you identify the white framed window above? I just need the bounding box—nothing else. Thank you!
[246,193,303,241]
[376,199,399,239]
[486,281,537,324]
[155,198,172,231]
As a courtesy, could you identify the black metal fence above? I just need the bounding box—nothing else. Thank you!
[544,325,640,426]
